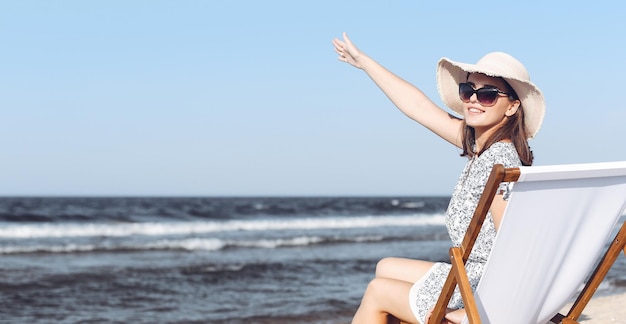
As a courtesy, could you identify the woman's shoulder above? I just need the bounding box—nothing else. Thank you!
[481,141,521,167]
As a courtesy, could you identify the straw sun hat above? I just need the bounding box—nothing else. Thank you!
[436,52,545,138]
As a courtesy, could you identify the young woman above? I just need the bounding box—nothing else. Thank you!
[332,33,545,324]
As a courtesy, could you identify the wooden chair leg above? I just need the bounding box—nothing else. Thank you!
[450,248,480,323]
[565,222,626,320]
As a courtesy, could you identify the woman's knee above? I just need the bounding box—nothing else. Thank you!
[375,257,398,277]
[362,277,389,302]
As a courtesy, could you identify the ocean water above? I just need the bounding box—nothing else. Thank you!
[0,197,624,323]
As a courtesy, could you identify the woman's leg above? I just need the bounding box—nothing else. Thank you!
[376,257,435,282]
[352,258,436,323]
[352,277,419,324]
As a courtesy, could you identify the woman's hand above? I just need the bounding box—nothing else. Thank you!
[426,307,466,324]
[332,32,363,69]
[443,308,466,323]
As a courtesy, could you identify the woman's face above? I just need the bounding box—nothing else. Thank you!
[462,73,519,138]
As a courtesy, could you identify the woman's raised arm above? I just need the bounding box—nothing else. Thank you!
[333,32,463,147]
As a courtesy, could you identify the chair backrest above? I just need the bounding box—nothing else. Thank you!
[470,161,626,324]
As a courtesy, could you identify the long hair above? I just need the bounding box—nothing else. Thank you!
[460,78,534,166]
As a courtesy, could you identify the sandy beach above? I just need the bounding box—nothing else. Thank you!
[560,292,626,323]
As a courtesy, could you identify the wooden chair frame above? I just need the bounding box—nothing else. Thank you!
[427,164,626,324]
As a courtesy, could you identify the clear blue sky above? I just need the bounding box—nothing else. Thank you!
[2,1,625,196]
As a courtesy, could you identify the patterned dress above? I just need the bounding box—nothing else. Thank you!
[409,142,522,323]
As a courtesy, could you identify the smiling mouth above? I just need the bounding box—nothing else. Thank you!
[468,107,484,114]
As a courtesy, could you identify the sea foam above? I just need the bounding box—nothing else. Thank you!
[0,214,445,239]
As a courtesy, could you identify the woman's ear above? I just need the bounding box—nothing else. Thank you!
[505,100,521,117]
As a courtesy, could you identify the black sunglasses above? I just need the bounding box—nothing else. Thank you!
[459,82,509,107]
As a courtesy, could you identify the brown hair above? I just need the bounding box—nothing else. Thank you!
[460,78,534,166]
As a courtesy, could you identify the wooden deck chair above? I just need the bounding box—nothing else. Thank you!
[428,161,626,324]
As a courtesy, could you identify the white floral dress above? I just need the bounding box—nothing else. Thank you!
[409,142,521,323]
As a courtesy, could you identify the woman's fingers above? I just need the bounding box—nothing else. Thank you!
[332,38,348,62]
